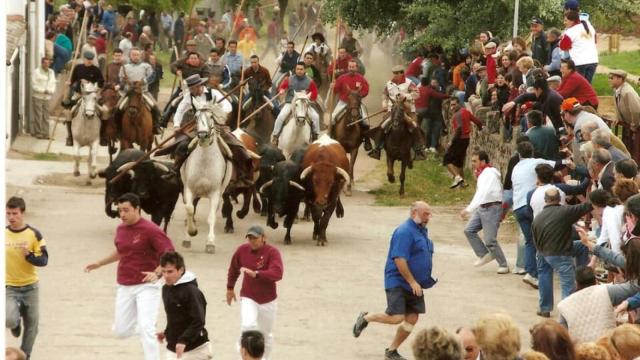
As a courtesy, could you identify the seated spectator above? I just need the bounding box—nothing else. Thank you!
[412,326,464,360]
[591,129,630,162]
[516,56,536,88]
[558,59,599,109]
[575,343,612,360]
[502,78,563,131]
[5,347,26,360]
[609,324,640,360]
[589,149,615,192]
[530,319,577,360]
[456,327,480,360]
[473,313,520,360]
[526,110,559,160]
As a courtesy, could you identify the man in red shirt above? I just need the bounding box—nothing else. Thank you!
[444,97,483,188]
[327,47,353,80]
[557,59,599,109]
[227,225,284,360]
[85,193,175,360]
[331,59,372,150]
[405,53,424,85]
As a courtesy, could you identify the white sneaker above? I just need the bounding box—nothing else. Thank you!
[450,176,464,189]
[428,147,436,153]
[497,267,510,274]
[513,267,527,275]
[474,253,495,267]
[522,274,539,289]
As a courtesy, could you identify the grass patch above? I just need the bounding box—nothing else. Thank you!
[369,155,476,207]
[600,51,640,75]
[32,153,64,161]
[592,73,640,96]
[156,49,178,90]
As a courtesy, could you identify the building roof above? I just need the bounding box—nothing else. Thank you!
[7,15,27,64]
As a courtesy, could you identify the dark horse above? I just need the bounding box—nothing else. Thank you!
[241,78,276,145]
[100,87,120,162]
[331,90,362,196]
[121,81,154,151]
[369,100,421,196]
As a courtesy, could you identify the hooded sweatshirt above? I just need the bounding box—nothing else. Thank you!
[162,271,209,352]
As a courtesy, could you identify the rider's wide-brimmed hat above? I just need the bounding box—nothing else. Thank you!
[311,32,325,43]
[185,74,208,88]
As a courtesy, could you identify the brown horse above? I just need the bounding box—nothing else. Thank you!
[100,87,120,162]
[242,78,275,145]
[313,52,330,98]
[121,81,153,151]
[331,90,362,196]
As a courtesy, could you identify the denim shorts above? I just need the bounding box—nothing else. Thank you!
[385,287,425,315]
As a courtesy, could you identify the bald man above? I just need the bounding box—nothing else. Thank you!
[456,327,481,360]
[352,201,438,360]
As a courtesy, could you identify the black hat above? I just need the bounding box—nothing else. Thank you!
[531,17,544,25]
[185,74,208,88]
[246,225,265,237]
[83,51,95,60]
[311,32,325,43]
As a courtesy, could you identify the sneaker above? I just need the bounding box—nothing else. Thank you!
[497,266,510,274]
[10,320,21,338]
[523,274,539,289]
[385,348,407,360]
[473,253,495,267]
[513,267,527,275]
[427,147,436,153]
[450,176,464,189]
[352,311,369,338]
[536,310,551,318]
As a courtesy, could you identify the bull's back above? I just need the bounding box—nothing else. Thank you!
[303,137,349,171]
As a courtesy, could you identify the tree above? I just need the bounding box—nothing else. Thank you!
[109,0,191,12]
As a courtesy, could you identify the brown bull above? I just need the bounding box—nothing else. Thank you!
[300,135,350,246]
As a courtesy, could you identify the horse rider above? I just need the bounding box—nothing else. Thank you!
[273,41,300,91]
[304,32,332,65]
[241,55,273,110]
[104,48,124,89]
[340,30,363,58]
[368,65,427,161]
[162,50,209,126]
[62,50,105,146]
[115,47,162,135]
[271,62,321,145]
[331,59,372,151]
[328,47,353,80]
[168,74,255,187]
[302,52,323,88]
[221,40,244,89]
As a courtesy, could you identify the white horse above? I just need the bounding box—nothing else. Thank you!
[181,100,233,254]
[277,91,313,159]
[71,81,106,183]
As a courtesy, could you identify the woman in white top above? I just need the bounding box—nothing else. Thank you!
[559,10,598,82]
[595,180,639,255]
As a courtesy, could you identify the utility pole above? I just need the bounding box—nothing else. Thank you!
[512,0,520,38]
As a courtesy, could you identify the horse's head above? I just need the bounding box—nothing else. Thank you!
[131,80,144,94]
[100,87,119,118]
[81,80,99,117]
[292,91,310,125]
[193,99,226,143]
[390,98,408,129]
[347,90,362,118]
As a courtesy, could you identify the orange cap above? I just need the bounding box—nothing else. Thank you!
[561,97,580,112]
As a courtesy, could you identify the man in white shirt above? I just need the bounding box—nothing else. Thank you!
[528,164,566,218]
[460,150,509,274]
[31,57,57,139]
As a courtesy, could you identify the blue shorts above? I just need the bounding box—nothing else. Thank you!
[385,287,425,315]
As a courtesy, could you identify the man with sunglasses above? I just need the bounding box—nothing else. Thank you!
[368,66,427,161]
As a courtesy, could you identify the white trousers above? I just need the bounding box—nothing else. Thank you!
[165,342,213,360]
[239,297,277,360]
[113,282,162,360]
[330,100,369,125]
[272,103,320,136]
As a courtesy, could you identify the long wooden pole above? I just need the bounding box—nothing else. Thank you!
[169,46,181,95]
[271,14,309,78]
[229,0,248,39]
[327,12,341,133]
[239,93,279,125]
[236,63,246,128]
[347,109,386,127]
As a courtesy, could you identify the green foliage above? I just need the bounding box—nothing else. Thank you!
[600,51,640,76]
[592,73,640,97]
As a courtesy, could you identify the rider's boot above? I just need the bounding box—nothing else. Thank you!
[99,121,108,146]
[65,121,74,147]
[151,107,162,135]
[367,130,384,160]
[360,122,372,151]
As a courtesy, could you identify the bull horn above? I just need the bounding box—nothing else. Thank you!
[127,170,135,179]
[289,181,305,191]
[116,162,136,174]
[300,166,313,180]
[152,162,170,173]
[336,167,351,186]
[259,180,273,194]
[246,149,261,160]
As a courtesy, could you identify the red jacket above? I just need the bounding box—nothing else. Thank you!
[486,53,497,85]
[279,76,319,101]
[415,85,449,109]
[227,243,283,304]
[406,57,423,78]
[451,108,483,139]
[557,71,599,107]
[334,71,369,102]
[328,54,353,79]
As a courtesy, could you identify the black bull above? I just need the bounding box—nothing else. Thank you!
[98,149,182,232]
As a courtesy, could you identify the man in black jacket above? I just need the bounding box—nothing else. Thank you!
[157,251,211,359]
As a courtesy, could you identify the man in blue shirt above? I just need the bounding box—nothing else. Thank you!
[352,201,437,360]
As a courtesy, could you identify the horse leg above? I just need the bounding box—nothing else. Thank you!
[183,188,197,249]
[89,139,98,179]
[399,161,407,197]
[260,192,269,217]
[222,192,234,234]
[319,201,337,246]
[252,188,262,214]
[205,190,222,254]
[236,188,251,219]
[347,148,358,196]
[387,157,395,183]
[73,142,81,177]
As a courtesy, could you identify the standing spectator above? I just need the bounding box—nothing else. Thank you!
[30,57,56,139]
[529,18,548,66]
[5,196,49,360]
[122,14,139,43]
[173,12,185,52]
[118,32,134,62]
[240,331,265,360]
[287,10,299,39]
[483,42,498,86]
[405,51,424,85]
[461,150,509,274]
[531,188,592,317]
[160,11,173,51]
[559,10,598,83]
[147,54,162,100]
[138,26,154,52]
[81,34,99,67]
[221,8,233,33]
[54,31,73,55]
[424,53,447,92]
[544,28,562,77]
[47,32,70,75]
[444,97,483,189]
[415,78,448,152]
[557,59,599,109]
[609,69,640,163]
[352,201,437,360]
[194,21,215,60]
[101,4,115,34]
[262,17,280,59]
[157,251,212,360]
[84,193,175,360]
[227,226,283,360]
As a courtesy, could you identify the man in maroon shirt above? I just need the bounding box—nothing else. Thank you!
[444,97,483,189]
[227,225,284,360]
[85,192,175,360]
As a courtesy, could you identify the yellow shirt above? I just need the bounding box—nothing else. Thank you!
[237,39,256,58]
[5,225,47,287]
